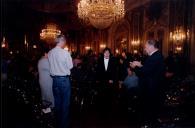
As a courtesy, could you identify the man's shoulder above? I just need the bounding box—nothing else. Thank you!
[49,47,67,53]
[48,48,55,53]
[154,50,163,56]
[151,51,163,59]
[64,50,70,54]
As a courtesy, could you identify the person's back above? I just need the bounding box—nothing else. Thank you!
[123,67,139,114]
[73,57,82,67]
[38,54,54,108]
[48,47,72,76]
[48,34,73,128]
[123,73,138,89]
[38,57,51,83]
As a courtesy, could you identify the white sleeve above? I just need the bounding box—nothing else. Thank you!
[66,52,73,70]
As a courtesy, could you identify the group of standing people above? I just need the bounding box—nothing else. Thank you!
[38,34,165,128]
[96,40,165,127]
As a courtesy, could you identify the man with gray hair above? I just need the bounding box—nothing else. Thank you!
[48,34,73,128]
[130,40,165,127]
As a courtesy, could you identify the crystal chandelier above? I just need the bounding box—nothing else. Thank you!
[77,0,125,29]
[40,23,61,42]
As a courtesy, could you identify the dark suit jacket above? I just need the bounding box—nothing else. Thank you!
[96,57,116,82]
[135,51,165,93]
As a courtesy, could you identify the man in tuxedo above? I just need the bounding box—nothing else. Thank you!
[97,48,116,83]
[130,40,165,127]
[96,48,116,117]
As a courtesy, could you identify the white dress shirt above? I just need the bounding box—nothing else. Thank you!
[48,46,73,76]
[104,58,109,71]
[149,49,158,56]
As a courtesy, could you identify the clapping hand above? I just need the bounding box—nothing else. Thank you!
[109,80,113,84]
[130,62,136,68]
[130,61,143,68]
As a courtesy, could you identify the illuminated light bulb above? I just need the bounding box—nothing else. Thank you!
[85,46,91,50]
[131,40,140,46]
[1,43,6,48]
[1,37,6,48]
[175,46,182,52]
[33,45,37,49]
[115,49,119,54]
[133,50,138,54]
[64,47,69,51]
[100,44,106,48]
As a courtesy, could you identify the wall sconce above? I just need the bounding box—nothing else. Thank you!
[1,43,6,48]
[131,39,140,54]
[85,46,91,50]
[175,46,182,53]
[115,49,119,54]
[169,27,186,42]
[131,39,140,46]
[1,37,7,48]
[133,49,138,54]
[121,38,127,43]
[33,45,37,49]
[100,44,106,49]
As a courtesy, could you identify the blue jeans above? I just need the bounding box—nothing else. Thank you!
[52,76,71,128]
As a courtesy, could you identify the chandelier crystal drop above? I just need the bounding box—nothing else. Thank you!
[77,0,125,29]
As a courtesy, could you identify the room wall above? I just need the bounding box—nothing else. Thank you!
[190,0,195,74]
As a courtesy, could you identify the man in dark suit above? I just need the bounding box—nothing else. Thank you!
[130,40,165,127]
[96,48,116,117]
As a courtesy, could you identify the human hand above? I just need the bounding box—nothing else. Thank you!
[133,61,142,67]
[130,62,136,68]
[165,72,174,78]
[109,80,113,84]
[118,81,123,89]
[119,81,123,85]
